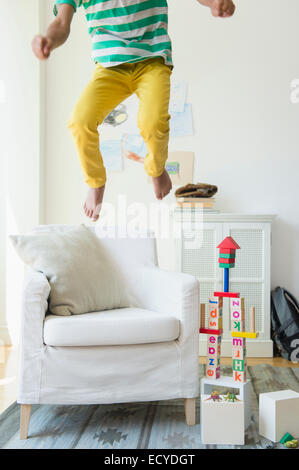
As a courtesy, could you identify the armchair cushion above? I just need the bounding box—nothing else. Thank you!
[10,225,130,316]
[43,308,179,346]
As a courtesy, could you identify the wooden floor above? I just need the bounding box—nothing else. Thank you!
[0,346,298,415]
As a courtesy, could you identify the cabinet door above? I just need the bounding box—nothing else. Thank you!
[178,223,223,325]
[222,223,271,342]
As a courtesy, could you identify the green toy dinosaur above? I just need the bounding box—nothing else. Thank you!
[285,439,298,449]
[223,392,240,403]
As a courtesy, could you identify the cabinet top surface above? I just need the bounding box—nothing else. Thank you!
[173,210,276,223]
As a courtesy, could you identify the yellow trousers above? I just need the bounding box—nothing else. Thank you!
[68,57,173,188]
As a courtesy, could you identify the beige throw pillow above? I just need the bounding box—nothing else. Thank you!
[10,225,129,316]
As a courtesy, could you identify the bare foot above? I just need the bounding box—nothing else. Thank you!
[84,185,105,222]
[152,170,172,200]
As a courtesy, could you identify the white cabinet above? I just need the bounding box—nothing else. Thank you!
[174,211,275,357]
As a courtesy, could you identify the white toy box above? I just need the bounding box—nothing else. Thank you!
[201,394,244,445]
[259,389,299,442]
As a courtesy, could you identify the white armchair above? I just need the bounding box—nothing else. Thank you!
[18,226,199,439]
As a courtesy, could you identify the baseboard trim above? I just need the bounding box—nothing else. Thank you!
[199,338,273,358]
[0,325,19,346]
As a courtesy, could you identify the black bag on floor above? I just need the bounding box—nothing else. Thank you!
[271,287,299,361]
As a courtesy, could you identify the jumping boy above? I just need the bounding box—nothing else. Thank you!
[32,0,235,221]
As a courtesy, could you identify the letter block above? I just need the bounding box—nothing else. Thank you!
[208,357,217,367]
[207,345,217,358]
[232,337,246,348]
[206,366,221,379]
[233,359,246,371]
[235,360,247,383]
[231,319,245,332]
[232,347,246,360]
[209,297,223,309]
[208,315,223,331]
[207,297,223,334]
[233,368,247,383]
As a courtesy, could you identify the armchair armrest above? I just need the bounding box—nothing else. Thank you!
[18,270,50,403]
[20,269,50,348]
[136,267,199,343]
[135,267,200,398]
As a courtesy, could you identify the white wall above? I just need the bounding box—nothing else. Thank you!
[42,0,299,299]
[0,0,44,343]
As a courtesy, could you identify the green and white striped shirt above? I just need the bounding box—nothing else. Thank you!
[54,0,173,69]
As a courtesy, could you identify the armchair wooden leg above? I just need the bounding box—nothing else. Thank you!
[184,398,196,426]
[20,404,32,440]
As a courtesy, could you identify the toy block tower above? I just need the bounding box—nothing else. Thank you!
[199,237,260,440]
[199,236,258,384]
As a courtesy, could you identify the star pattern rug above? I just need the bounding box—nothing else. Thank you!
[1,364,298,449]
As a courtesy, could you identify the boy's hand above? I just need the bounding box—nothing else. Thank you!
[32,35,54,60]
[211,0,235,17]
